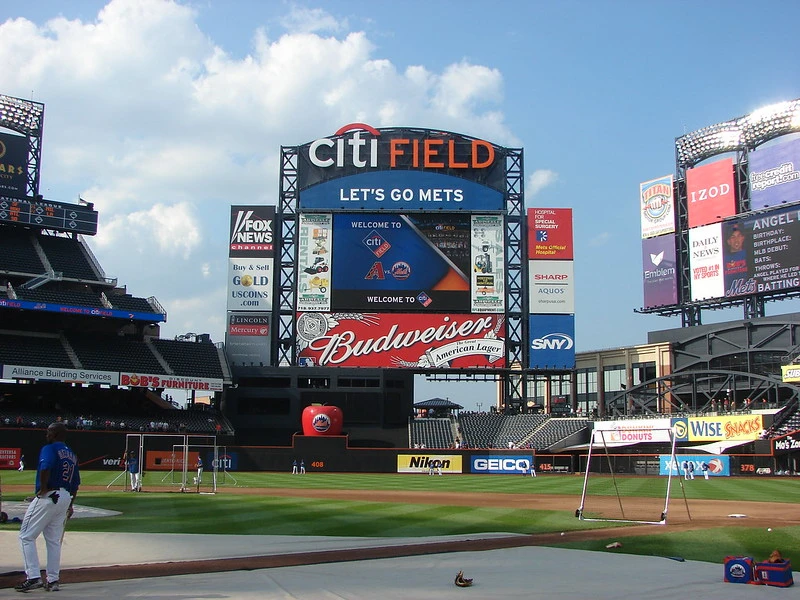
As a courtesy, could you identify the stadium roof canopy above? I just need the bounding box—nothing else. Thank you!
[413,397,463,410]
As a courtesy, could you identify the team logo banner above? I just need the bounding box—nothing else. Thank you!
[640,175,675,239]
[529,260,574,314]
[529,314,575,369]
[0,131,28,199]
[749,137,800,211]
[297,213,333,312]
[229,205,275,258]
[471,215,505,313]
[686,158,736,229]
[329,213,472,312]
[397,454,463,474]
[295,312,505,368]
[642,235,678,308]
[528,208,574,259]
[689,223,724,301]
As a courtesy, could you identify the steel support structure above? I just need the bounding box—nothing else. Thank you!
[0,94,45,198]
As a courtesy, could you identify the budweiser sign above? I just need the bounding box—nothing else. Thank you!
[295,312,505,368]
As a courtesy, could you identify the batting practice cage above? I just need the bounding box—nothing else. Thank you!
[107,434,224,493]
[575,427,689,525]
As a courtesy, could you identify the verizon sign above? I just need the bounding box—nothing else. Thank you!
[295,312,505,368]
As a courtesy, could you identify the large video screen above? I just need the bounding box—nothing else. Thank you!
[0,132,28,199]
[689,205,800,300]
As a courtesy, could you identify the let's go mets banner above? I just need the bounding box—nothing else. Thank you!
[672,415,763,442]
[295,312,505,368]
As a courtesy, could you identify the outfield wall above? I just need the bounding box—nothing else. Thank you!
[1,427,790,476]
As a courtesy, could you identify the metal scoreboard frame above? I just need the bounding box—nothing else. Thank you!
[276,126,530,410]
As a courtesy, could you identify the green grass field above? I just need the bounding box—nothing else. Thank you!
[2,470,798,565]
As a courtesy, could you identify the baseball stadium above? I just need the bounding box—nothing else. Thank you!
[1,94,800,596]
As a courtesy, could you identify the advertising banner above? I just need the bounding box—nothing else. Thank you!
[229,206,275,258]
[224,312,271,366]
[686,158,736,228]
[2,365,119,386]
[0,447,22,469]
[659,455,730,477]
[640,175,675,238]
[0,297,164,322]
[671,415,763,442]
[594,419,674,444]
[146,450,200,471]
[689,223,724,301]
[397,454,463,474]
[0,131,29,199]
[749,137,800,211]
[471,455,533,474]
[227,258,273,311]
[119,372,223,392]
[329,213,471,312]
[721,205,800,298]
[295,312,505,368]
[642,235,678,308]
[471,214,505,313]
[529,260,575,314]
[527,208,574,259]
[296,124,506,194]
[782,364,800,383]
[299,170,505,211]
[773,433,800,454]
[529,314,575,369]
[297,213,333,312]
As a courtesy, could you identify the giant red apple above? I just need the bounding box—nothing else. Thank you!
[302,404,343,436]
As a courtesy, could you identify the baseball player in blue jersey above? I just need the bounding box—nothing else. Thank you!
[16,422,81,593]
[128,450,141,491]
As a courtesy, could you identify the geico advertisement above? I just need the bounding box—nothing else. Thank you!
[660,455,730,477]
[471,455,532,474]
[672,415,763,441]
[397,454,462,473]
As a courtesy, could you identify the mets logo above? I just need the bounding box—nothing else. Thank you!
[390,261,411,280]
[312,413,332,433]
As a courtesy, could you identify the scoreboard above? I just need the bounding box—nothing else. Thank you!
[0,197,98,236]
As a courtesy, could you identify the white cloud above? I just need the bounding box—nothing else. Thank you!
[0,0,513,341]
[588,232,611,247]
[528,169,559,197]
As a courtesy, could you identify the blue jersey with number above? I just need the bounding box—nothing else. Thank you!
[36,441,80,496]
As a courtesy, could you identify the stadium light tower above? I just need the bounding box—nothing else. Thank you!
[0,94,45,197]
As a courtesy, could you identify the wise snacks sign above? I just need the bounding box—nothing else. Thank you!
[672,415,763,442]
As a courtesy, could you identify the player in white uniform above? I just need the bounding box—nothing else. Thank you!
[16,422,81,593]
[128,450,141,491]
[195,457,203,484]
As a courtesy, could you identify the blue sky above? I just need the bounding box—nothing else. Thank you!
[2,0,799,409]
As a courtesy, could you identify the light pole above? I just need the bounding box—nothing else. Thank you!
[476,402,483,412]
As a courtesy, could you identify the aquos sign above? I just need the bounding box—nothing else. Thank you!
[471,455,532,474]
[296,124,507,211]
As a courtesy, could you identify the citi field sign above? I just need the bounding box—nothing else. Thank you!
[296,124,508,211]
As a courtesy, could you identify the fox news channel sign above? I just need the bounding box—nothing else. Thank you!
[295,124,507,211]
[471,455,533,474]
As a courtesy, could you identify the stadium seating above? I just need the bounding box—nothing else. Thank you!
[151,339,225,378]
[0,332,74,369]
[16,287,106,308]
[458,413,549,449]
[68,334,165,373]
[35,234,101,281]
[0,228,45,274]
[523,418,591,451]
[410,417,455,448]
